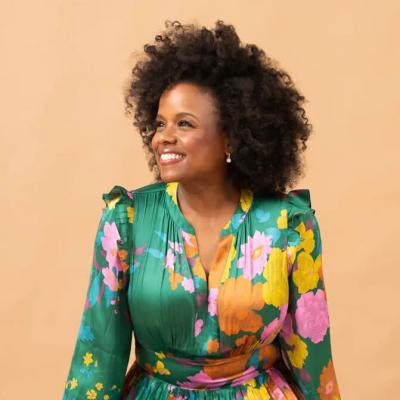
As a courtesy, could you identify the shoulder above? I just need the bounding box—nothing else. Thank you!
[101,181,166,222]
[102,185,134,208]
[102,182,166,205]
[285,189,314,216]
[101,185,135,226]
[283,188,316,231]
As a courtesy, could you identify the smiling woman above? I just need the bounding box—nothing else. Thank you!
[62,19,341,400]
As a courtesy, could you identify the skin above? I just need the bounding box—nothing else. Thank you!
[150,81,241,275]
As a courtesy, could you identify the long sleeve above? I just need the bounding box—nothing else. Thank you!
[62,186,135,400]
[278,189,341,399]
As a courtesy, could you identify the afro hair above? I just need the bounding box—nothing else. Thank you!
[123,19,313,197]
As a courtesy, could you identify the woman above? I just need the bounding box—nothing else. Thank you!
[63,20,341,399]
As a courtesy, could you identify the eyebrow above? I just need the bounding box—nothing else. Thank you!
[156,112,198,121]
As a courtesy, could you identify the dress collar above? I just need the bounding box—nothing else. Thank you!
[165,181,254,237]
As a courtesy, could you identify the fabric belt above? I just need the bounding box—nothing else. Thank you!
[131,341,280,390]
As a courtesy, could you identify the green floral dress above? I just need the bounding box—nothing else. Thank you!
[62,181,341,400]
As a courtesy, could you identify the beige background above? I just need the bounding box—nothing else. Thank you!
[1,1,399,398]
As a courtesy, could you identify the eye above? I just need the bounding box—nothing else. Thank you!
[178,120,193,127]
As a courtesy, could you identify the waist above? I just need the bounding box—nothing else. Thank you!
[133,341,280,390]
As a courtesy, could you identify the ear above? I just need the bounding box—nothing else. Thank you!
[222,133,232,153]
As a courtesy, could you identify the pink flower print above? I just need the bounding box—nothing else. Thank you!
[181,229,195,246]
[101,221,121,270]
[164,248,176,270]
[231,366,259,387]
[280,312,294,341]
[177,371,226,390]
[266,369,292,399]
[295,289,330,343]
[208,288,219,316]
[261,304,288,343]
[194,319,203,337]
[261,318,280,343]
[237,231,272,280]
[182,277,195,293]
[168,240,183,254]
[102,267,118,291]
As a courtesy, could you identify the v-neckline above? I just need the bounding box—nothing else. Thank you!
[165,181,254,291]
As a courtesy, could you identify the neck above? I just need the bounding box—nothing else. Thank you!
[176,178,240,220]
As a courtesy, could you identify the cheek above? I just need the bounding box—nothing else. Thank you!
[150,134,157,151]
[184,137,224,165]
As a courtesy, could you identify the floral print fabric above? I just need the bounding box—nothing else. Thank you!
[62,181,340,399]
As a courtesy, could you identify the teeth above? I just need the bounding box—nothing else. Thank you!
[160,153,185,160]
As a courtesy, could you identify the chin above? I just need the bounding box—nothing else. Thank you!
[159,170,183,183]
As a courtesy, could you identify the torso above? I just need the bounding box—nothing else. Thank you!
[193,226,221,278]
[190,204,237,279]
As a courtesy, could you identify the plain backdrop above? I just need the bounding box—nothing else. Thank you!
[1,1,399,398]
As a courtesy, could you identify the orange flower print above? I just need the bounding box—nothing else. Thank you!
[117,249,129,272]
[235,334,257,349]
[207,338,219,353]
[218,276,264,335]
[317,360,340,399]
[203,350,252,379]
[168,269,184,290]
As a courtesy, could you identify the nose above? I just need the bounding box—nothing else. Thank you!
[154,123,177,144]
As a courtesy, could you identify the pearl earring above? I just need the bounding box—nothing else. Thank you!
[226,152,232,163]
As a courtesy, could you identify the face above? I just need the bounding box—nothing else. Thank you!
[151,81,230,184]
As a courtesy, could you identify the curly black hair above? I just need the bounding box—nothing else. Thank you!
[123,19,313,197]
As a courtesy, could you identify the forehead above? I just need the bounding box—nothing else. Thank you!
[158,82,218,116]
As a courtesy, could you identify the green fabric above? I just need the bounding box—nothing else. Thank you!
[62,181,340,400]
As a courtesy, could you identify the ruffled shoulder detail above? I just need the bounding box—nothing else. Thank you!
[286,189,315,248]
[287,189,313,216]
[102,185,135,225]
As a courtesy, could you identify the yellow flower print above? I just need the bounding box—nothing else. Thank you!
[155,351,166,359]
[287,244,297,267]
[286,334,308,368]
[153,360,171,375]
[293,252,321,293]
[127,205,134,224]
[83,352,94,366]
[105,195,121,210]
[166,182,178,204]
[295,220,315,254]
[277,208,288,229]
[244,385,271,399]
[262,248,289,307]
[245,378,257,388]
[240,188,253,213]
[70,377,78,389]
[86,389,97,399]
[221,235,237,283]
[103,395,110,400]
[95,382,103,391]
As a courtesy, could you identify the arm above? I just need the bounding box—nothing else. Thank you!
[62,186,134,400]
[278,189,341,399]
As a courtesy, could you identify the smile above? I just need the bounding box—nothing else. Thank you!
[159,153,186,165]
